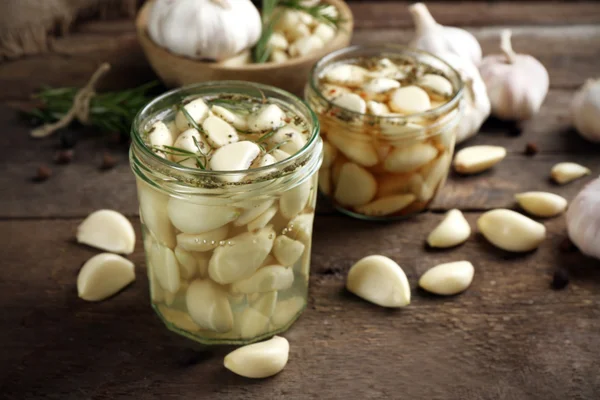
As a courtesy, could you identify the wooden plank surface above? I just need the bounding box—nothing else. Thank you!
[2,216,599,400]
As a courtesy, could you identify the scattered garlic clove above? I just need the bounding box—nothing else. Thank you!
[172,129,208,162]
[271,297,306,327]
[289,35,324,58]
[149,243,181,293]
[208,226,275,284]
[76,209,135,254]
[137,181,176,248]
[477,209,546,252]
[273,235,305,266]
[362,78,401,95]
[479,30,549,121]
[247,205,278,231]
[334,163,377,207]
[313,23,336,43]
[186,279,233,333]
[453,145,507,174]
[224,335,289,379]
[175,98,209,132]
[327,131,378,167]
[571,79,600,143]
[174,246,198,280]
[148,121,173,150]
[418,74,453,100]
[384,142,438,173]
[366,101,390,116]
[176,224,230,252]
[280,180,311,219]
[418,261,474,295]
[231,265,294,294]
[515,192,568,218]
[77,253,135,301]
[331,93,367,114]
[324,64,369,87]
[322,141,337,168]
[236,199,275,227]
[346,255,410,308]
[566,176,600,260]
[248,104,286,132]
[355,194,416,217]
[427,209,471,248]
[167,197,238,234]
[210,105,249,131]
[550,162,591,184]
[389,86,431,114]
[202,116,239,148]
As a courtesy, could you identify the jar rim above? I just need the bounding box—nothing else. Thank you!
[131,80,321,177]
[308,44,465,120]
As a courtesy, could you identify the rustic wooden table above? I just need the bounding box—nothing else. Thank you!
[2,1,600,399]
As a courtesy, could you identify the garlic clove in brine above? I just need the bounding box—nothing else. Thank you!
[571,78,600,143]
[479,30,549,121]
[408,2,482,65]
[567,176,600,260]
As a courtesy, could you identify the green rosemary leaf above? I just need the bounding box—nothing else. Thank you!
[266,139,290,153]
[256,129,277,144]
[162,145,197,155]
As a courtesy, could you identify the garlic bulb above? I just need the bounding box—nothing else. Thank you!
[567,176,600,260]
[571,79,600,142]
[479,30,549,121]
[409,3,482,65]
[148,0,262,61]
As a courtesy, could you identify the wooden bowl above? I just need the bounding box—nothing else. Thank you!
[136,0,354,96]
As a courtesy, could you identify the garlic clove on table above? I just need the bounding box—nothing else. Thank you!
[224,336,290,379]
[427,209,471,248]
[479,30,549,121]
[515,192,568,218]
[453,145,507,174]
[567,176,600,260]
[419,261,474,295]
[77,253,135,301]
[76,209,136,254]
[550,162,591,184]
[571,79,600,142]
[477,209,546,252]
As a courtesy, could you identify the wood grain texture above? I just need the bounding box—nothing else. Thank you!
[1,216,599,399]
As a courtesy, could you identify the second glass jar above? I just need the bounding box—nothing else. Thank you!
[306,45,464,220]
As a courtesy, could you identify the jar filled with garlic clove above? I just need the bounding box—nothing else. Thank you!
[130,81,322,344]
[305,45,464,220]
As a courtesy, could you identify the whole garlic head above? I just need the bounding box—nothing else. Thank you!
[567,176,600,260]
[148,0,262,61]
[479,30,549,121]
[571,79,600,142]
[409,3,482,65]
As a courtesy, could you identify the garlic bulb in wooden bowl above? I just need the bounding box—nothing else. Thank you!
[136,0,353,96]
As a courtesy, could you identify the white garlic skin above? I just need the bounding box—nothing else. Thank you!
[567,176,600,260]
[479,30,549,121]
[408,3,482,65]
[147,0,262,61]
[571,79,600,142]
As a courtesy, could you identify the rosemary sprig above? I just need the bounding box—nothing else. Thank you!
[266,140,290,153]
[256,129,277,144]
[152,144,206,170]
[179,104,204,133]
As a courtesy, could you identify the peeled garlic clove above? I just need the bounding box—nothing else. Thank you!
[320,84,351,101]
[175,98,209,132]
[313,23,336,43]
[566,176,600,260]
[248,104,286,132]
[271,149,291,162]
[231,266,294,294]
[346,255,410,308]
[427,209,471,248]
[409,2,482,65]
[157,305,201,332]
[209,141,262,182]
[334,163,377,207]
[515,192,568,218]
[271,297,306,327]
[236,199,275,227]
[418,152,451,201]
[267,32,288,51]
[418,74,453,99]
[280,181,311,219]
[171,129,208,162]
[148,121,173,150]
[137,181,176,248]
[366,100,390,116]
[174,246,198,280]
[77,253,135,301]
[550,162,591,184]
[267,125,307,155]
[479,30,549,121]
[224,336,289,379]
[362,78,401,94]
[289,35,324,58]
[331,92,367,114]
[247,205,278,232]
[208,226,275,284]
[176,224,230,252]
[270,50,289,63]
[211,105,249,131]
[389,85,431,114]
[419,261,474,295]
[285,213,314,245]
[149,243,181,293]
[571,78,600,143]
[322,141,337,168]
[273,235,305,266]
[202,116,239,148]
[324,64,369,87]
[76,209,135,254]
[186,279,233,333]
[384,142,438,173]
[238,291,278,338]
[327,131,378,167]
[477,209,546,252]
[251,153,277,170]
[287,23,311,42]
[355,194,416,217]
[453,145,507,174]
[167,197,238,234]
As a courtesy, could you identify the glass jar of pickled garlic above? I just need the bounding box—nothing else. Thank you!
[305,45,464,220]
[130,81,322,344]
